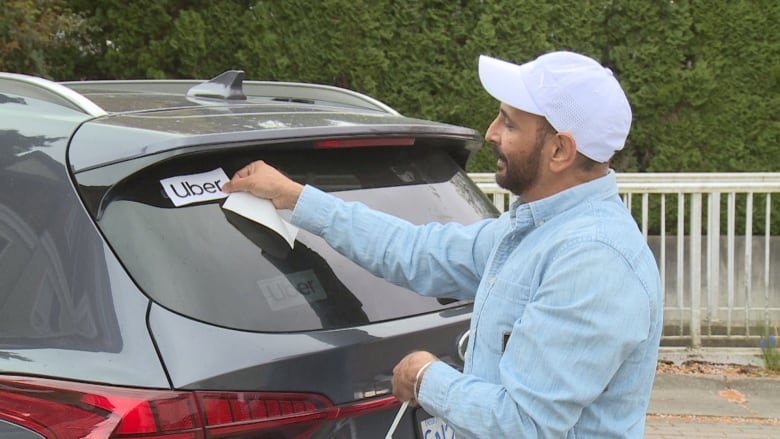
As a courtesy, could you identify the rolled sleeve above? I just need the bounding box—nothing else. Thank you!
[290,184,490,299]
[290,185,333,235]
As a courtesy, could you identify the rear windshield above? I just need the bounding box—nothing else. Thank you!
[92,146,497,332]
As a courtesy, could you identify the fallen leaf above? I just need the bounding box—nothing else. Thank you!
[718,389,747,404]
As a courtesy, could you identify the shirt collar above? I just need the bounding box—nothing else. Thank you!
[509,169,619,228]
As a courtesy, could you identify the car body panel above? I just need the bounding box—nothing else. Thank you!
[0,86,170,388]
[0,419,43,439]
[0,249,171,388]
[149,301,472,401]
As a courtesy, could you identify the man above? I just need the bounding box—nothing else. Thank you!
[223,51,663,438]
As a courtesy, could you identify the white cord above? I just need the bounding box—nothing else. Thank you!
[385,360,437,438]
[384,400,409,439]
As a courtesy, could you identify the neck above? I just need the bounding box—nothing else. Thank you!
[521,165,609,202]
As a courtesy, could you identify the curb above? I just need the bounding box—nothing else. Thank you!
[657,347,765,368]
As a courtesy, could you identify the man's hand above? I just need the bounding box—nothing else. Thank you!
[222,160,304,210]
[392,351,438,406]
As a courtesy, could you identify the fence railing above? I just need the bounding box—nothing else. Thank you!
[468,172,780,348]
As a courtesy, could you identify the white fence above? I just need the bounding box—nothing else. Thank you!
[469,172,780,348]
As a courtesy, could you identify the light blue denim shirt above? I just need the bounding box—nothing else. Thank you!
[291,170,663,438]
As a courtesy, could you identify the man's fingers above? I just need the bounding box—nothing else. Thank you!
[391,351,438,405]
[229,161,265,181]
[220,160,302,209]
[233,165,252,179]
[223,161,266,193]
[221,177,244,193]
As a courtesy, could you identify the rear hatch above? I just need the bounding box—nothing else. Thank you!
[69,99,496,437]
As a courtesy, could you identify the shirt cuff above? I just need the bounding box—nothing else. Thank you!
[290,185,336,234]
[417,360,460,414]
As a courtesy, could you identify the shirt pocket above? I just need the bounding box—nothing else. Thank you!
[477,278,531,355]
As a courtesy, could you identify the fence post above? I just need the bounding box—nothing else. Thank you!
[690,193,702,348]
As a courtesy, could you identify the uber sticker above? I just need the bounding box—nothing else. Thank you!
[257,270,326,311]
[160,168,230,207]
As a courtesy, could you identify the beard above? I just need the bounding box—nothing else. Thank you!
[493,139,544,196]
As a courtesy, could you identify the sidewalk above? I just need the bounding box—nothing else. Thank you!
[644,348,780,438]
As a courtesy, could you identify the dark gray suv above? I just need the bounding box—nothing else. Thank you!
[0,70,496,439]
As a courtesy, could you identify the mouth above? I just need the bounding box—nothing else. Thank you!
[492,144,506,169]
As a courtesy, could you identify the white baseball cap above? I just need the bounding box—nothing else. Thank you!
[478,51,632,163]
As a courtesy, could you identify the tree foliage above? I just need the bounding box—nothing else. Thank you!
[0,0,89,78]
[2,0,779,174]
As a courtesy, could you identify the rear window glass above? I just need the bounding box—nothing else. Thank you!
[93,147,497,332]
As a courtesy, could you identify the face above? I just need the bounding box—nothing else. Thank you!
[485,104,552,197]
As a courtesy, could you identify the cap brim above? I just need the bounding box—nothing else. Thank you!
[478,55,543,116]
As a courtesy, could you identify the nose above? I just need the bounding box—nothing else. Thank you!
[485,115,500,146]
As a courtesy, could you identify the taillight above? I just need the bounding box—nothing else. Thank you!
[197,391,332,439]
[0,376,400,439]
[314,137,415,149]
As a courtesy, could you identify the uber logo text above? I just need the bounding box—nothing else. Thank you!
[160,168,230,207]
[168,179,223,198]
[257,270,326,311]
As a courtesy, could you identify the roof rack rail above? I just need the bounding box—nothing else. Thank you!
[242,80,400,115]
[0,72,106,117]
[62,72,400,115]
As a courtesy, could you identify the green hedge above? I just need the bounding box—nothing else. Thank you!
[3,0,779,176]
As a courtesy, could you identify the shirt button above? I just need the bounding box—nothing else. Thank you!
[488,277,496,285]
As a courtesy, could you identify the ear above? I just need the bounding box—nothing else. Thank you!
[548,132,577,173]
